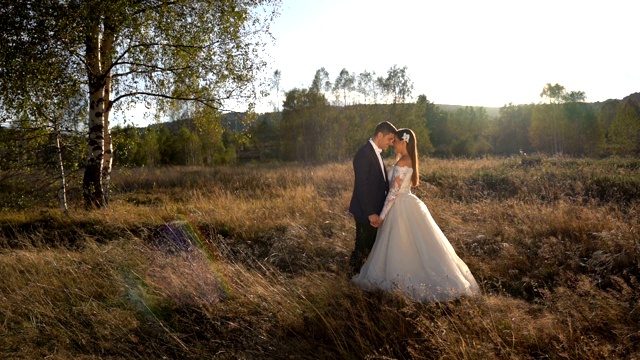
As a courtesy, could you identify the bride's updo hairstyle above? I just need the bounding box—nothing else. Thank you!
[397,128,419,186]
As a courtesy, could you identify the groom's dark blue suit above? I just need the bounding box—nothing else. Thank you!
[348,141,389,272]
[349,142,388,221]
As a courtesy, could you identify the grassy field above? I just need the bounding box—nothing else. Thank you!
[1,156,639,359]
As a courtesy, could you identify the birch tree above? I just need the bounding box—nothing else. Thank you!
[356,70,376,104]
[538,83,566,155]
[333,68,355,106]
[270,69,282,112]
[379,65,414,104]
[310,68,332,94]
[0,0,280,209]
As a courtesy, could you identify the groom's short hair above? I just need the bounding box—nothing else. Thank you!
[373,121,397,137]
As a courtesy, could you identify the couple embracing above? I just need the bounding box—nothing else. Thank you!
[348,121,480,302]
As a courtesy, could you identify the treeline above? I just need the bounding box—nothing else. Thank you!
[5,64,638,173]
[109,90,640,167]
[111,116,236,167]
[3,66,639,171]
[2,69,639,210]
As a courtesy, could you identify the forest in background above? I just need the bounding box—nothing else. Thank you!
[2,56,639,211]
[2,84,639,211]
[107,88,640,167]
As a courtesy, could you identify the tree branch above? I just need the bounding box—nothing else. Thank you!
[111,62,195,78]
[110,91,224,110]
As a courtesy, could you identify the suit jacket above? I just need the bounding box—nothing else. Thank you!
[349,141,389,222]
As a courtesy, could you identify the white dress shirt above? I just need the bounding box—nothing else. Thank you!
[369,138,386,181]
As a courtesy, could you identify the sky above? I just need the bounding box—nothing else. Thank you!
[116,0,638,125]
[246,0,639,113]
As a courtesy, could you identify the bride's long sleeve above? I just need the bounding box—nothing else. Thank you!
[379,166,410,220]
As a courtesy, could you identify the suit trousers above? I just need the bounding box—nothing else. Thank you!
[349,220,378,273]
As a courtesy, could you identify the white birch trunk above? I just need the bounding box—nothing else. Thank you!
[82,21,106,208]
[101,23,114,207]
[55,130,68,213]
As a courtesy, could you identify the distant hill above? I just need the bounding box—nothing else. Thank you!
[623,92,640,103]
[436,104,500,118]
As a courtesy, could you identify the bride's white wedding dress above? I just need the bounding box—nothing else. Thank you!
[351,165,480,302]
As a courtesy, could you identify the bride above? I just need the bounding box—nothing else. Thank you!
[351,128,480,302]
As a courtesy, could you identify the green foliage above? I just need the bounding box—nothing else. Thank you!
[250,78,640,162]
[596,99,620,154]
[529,103,561,154]
[540,83,567,104]
[561,101,599,156]
[425,102,451,156]
[112,81,632,163]
[493,103,534,155]
[378,65,414,104]
[442,106,493,157]
[407,95,434,155]
[0,0,281,208]
[528,83,611,157]
[112,125,144,167]
[108,89,638,164]
[192,107,226,166]
[0,113,85,211]
[175,127,197,165]
[280,88,329,162]
[112,116,233,167]
[1,0,280,127]
[609,99,640,155]
[451,136,493,158]
[333,68,356,106]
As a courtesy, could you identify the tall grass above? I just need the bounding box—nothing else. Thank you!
[1,157,639,358]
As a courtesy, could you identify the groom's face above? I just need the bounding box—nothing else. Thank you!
[374,131,396,151]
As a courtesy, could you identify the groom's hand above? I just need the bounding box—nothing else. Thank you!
[368,214,382,228]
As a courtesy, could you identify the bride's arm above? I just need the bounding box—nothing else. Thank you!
[379,167,409,220]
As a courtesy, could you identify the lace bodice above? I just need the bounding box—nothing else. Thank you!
[380,165,413,219]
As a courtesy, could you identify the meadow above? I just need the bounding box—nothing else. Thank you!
[1,156,639,359]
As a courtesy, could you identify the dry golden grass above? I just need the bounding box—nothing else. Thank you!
[1,157,639,359]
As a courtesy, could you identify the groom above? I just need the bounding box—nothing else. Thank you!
[348,121,397,275]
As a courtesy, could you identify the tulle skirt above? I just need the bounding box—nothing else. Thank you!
[352,193,480,302]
